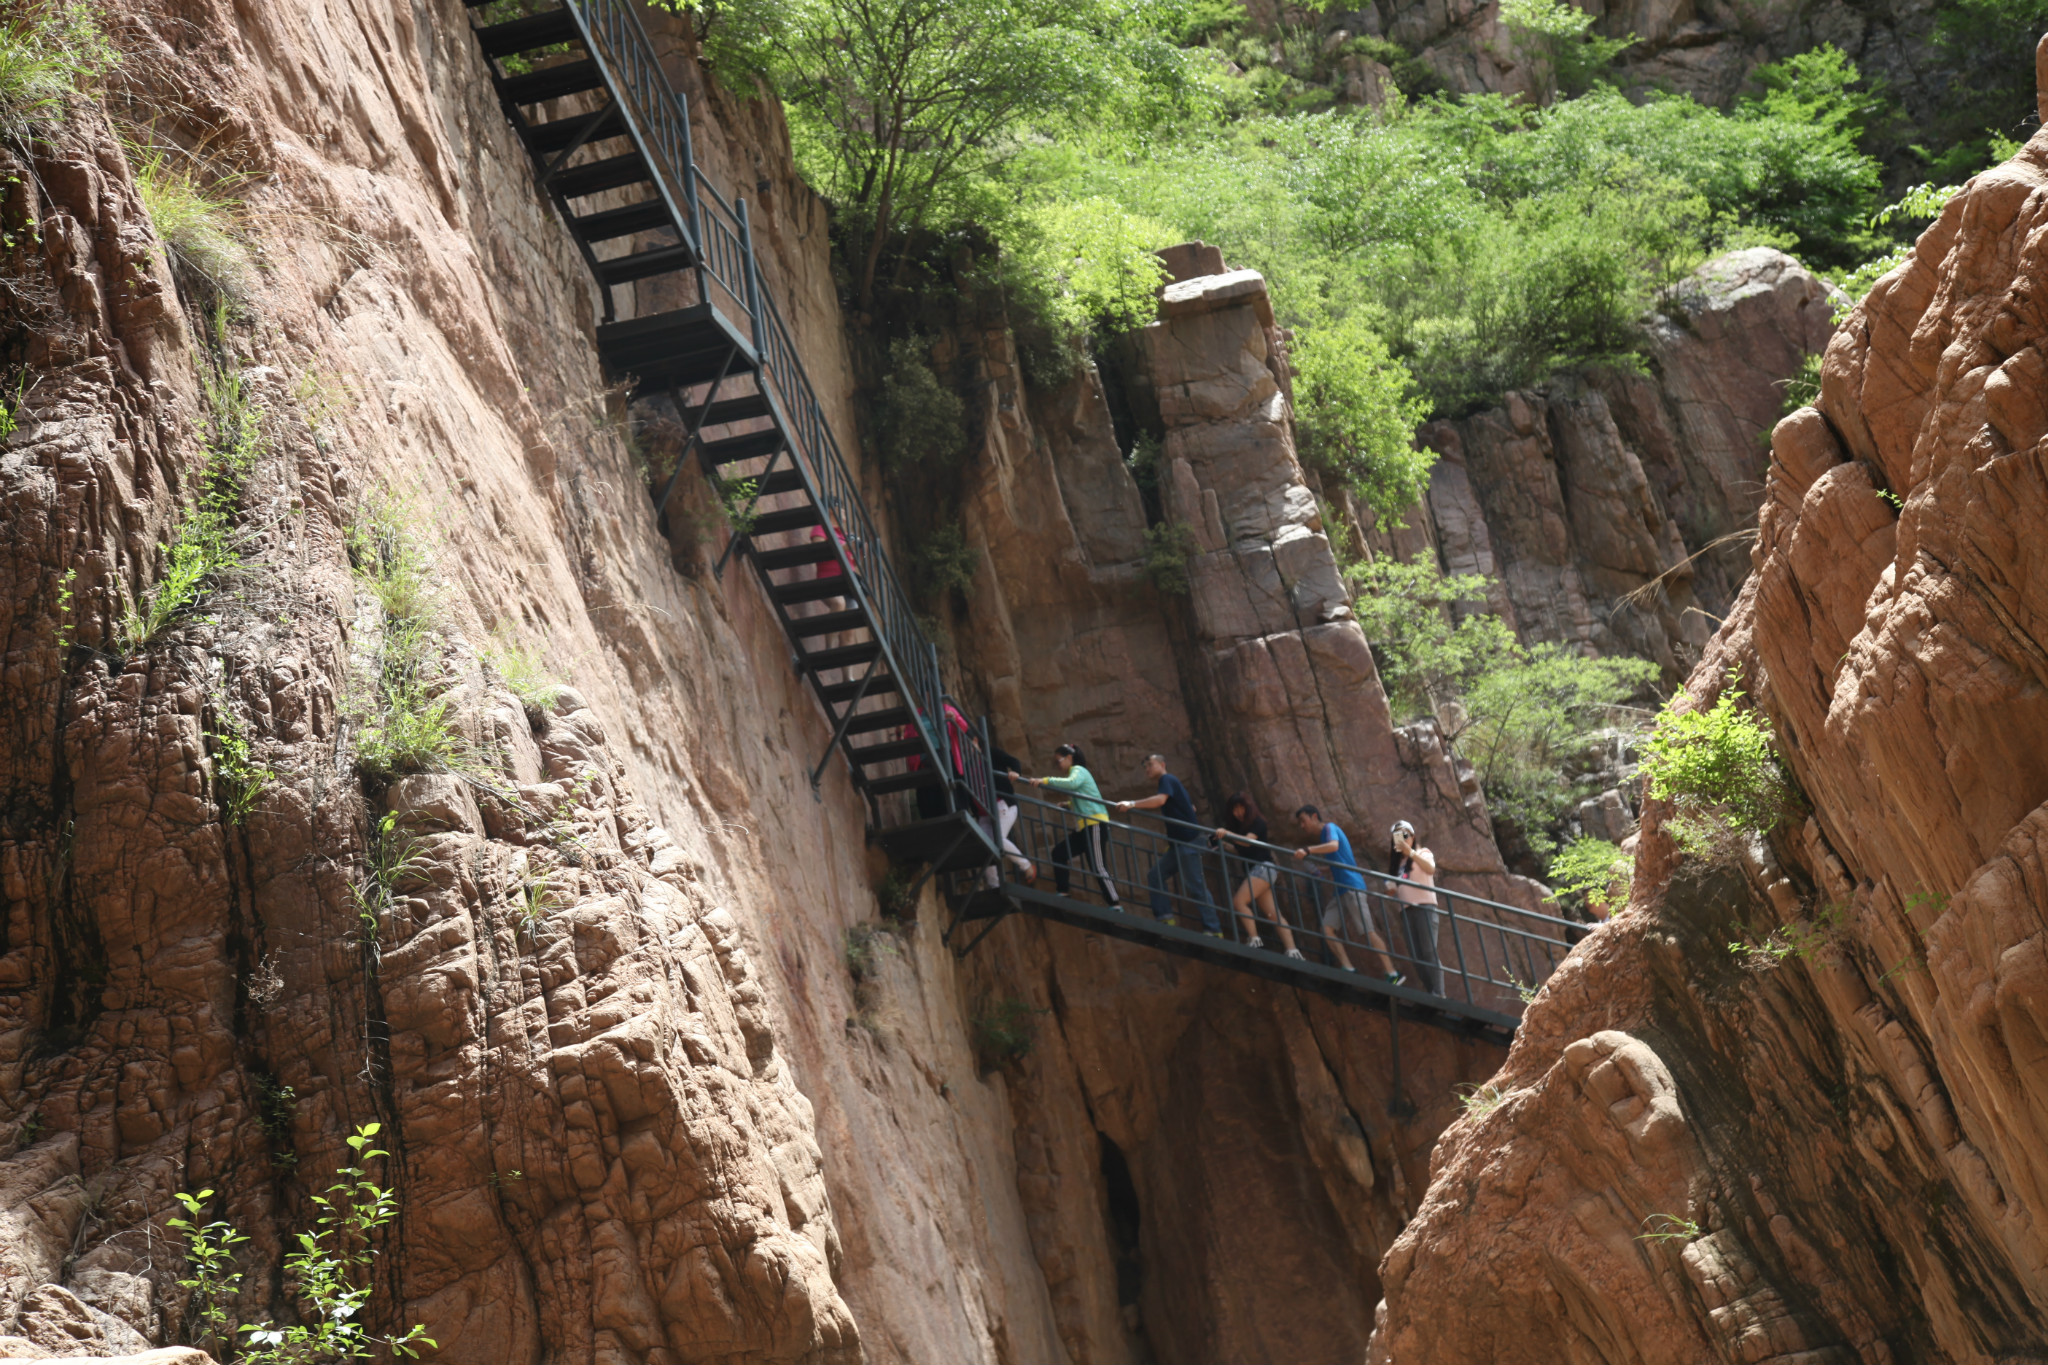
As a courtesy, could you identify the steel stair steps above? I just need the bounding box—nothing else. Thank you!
[801,641,881,672]
[865,769,944,796]
[702,429,786,466]
[478,8,580,58]
[784,607,864,639]
[686,393,774,427]
[747,505,824,537]
[570,198,670,242]
[598,242,697,285]
[498,58,604,105]
[550,151,654,200]
[524,106,623,155]
[768,577,853,607]
[820,672,900,704]
[846,736,926,766]
[838,706,914,737]
[754,541,840,572]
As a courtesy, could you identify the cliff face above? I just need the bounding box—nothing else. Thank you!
[1373,62,2048,1364]
[0,3,1065,1360]
[1409,248,1834,681]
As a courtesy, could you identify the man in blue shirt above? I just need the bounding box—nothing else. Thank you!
[1291,805,1403,983]
[1115,755,1221,932]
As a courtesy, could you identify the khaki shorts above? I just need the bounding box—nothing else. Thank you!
[1321,887,1376,939]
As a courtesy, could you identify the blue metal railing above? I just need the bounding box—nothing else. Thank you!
[999,791,1581,1017]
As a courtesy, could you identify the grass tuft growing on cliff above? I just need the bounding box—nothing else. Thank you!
[0,1,116,149]
[132,142,251,295]
[483,632,565,712]
[347,495,472,778]
[122,311,263,649]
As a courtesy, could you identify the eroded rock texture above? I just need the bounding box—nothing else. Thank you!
[0,2,1062,1361]
[1414,248,1834,679]
[1374,66,2048,1365]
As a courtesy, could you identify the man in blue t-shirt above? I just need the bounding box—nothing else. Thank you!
[1291,805,1403,983]
[1115,755,1221,932]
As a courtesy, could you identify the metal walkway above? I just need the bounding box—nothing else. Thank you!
[948,794,1583,1044]
[463,0,997,861]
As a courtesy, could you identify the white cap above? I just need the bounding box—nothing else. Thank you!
[1390,820,1416,840]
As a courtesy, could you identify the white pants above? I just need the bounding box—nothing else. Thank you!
[986,799,1034,886]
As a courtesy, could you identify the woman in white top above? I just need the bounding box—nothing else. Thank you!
[1388,820,1443,995]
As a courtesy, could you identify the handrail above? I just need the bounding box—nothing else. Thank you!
[561,0,701,261]
[998,791,1581,1013]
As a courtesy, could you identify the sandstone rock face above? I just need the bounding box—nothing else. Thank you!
[0,3,1067,1361]
[1340,0,1941,121]
[1374,80,2048,1363]
[1413,248,1833,679]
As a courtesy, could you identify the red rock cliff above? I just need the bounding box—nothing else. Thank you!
[1373,43,2048,1365]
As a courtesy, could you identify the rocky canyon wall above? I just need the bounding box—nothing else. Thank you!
[0,2,1070,1360]
[1374,50,2048,1365]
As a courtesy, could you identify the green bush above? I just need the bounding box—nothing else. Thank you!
[1347,557,1520,718]
[0,1,115,148]
[1462,644,1656,859]
[915,522,978,599]
[1498,0,1631,98]
[1142,520,1200,594]
[1341,37,1442,98]
[347,496,470,779]
[973,996,1041,1067]
[873,336,965,468]
[1640,677,1793,854]
[1546,835,1632,917]
[1290,313,1433,519]
[171,1124,435,1362]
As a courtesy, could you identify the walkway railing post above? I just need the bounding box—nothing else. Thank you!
[737,195,764,350]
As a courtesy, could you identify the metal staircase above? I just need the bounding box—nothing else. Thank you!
[465,0,996,866]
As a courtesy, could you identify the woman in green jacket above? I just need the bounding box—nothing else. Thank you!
[1011,743,1121,906]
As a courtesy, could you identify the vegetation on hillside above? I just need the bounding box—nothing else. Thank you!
[667,0,2015,880]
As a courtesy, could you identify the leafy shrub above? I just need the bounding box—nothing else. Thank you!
[1498,0,1632,98]
[1290,313,1433,519]
[915,522,978,599]
[872,336,965,468]
[207,694,271,825]
[172,1124,435,1362]
[1461,645,1656,859]
[1340,37,1442,98]
[1142,520,1199,594]
[973,996,1041,1068]
[1546,836,1632,918]
[0,1,115,148]
[1347,557,1520,718]
[123,321,264,649]
[1640,677,1793,855]
[1009,196,1172,339]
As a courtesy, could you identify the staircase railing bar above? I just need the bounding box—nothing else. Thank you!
[560,0,703,276]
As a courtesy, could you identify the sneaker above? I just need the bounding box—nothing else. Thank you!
[1247,935,1265,949]
[1384,971,1407,987]
[1284,948,1304,961]
[1341,964,1358,973]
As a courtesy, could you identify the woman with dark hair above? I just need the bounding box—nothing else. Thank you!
[1388,820,1443,994]
[1214,792,1302,958]
[1010,743,1119,906]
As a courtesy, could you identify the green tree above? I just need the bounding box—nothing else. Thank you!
[1291,314,1434,519]
[1347,557,1520,718]
[701,0,1191,305]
